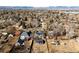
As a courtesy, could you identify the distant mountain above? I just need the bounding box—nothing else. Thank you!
[0,6,33,10]
[0,6,79,10]
[48,6,79,10]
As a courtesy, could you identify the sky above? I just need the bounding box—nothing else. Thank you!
[0,0,79,7]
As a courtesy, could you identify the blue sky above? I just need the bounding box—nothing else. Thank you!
[0,0,79,7]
